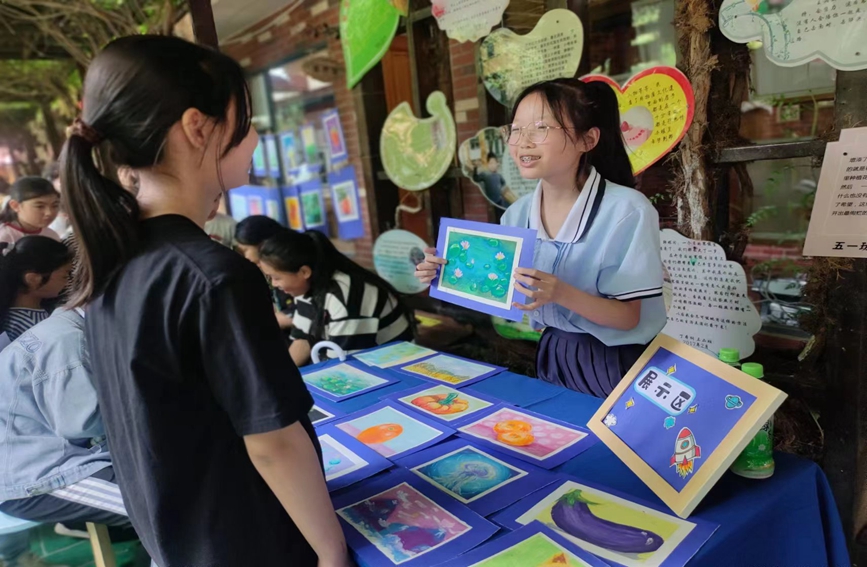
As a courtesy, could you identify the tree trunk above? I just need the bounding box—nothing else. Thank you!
[40,101,63,160]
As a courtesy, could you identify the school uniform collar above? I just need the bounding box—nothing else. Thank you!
[528,167,606,243]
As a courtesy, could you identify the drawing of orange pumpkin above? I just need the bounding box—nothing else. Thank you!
[411,393,469,415]
[494,419,535,446]
[356,423,403,444]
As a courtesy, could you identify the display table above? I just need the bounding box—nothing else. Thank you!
[331,368,850,567]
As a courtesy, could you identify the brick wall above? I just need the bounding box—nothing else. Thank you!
[448,39,491,223]
[222,0,374,267]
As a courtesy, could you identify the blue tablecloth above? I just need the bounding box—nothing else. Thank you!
[329,367,850,567]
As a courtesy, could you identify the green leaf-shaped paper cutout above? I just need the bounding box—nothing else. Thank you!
[380,91,457,191]
[340,0,400,89]
[479,9,584,107]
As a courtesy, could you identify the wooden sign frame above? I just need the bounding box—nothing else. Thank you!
[588,333,787,518]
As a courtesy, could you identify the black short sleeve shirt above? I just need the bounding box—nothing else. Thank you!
[85,215,318,567]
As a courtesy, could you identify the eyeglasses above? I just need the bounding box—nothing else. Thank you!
[500,122,571,145]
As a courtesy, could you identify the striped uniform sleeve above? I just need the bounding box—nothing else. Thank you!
[289,295,317,343]
[325,281,410,354]
[596,206,664,302]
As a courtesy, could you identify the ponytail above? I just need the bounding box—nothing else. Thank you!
[510,78,635,190]
[0,236,72,322]
[61,134,140,307]
[60,35,251,307]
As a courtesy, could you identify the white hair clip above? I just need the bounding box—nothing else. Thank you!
[0,241,14,256]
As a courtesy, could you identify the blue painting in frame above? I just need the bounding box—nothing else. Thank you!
[280,184,305,231]
[429,218,536,322]
[317,424,393,493]
[395,352,504,388]
[298,179,328,235]
[301,359,399,402]
[328,166,365,240]
[333,468,499,567]
[437,522,611,567]
[263,134,281,179]
[395,439,558,517]
[279,131,299,175]
[321,108,348,163]
[493,475,718,567]
[252,138,268,178]
[228,188,250,221]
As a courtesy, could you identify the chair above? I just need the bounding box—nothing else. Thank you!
[86,523,117,567]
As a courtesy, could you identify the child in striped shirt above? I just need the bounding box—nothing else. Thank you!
[259,230,414,366]
[0,236,72,342]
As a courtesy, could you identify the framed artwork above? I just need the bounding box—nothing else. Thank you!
[252,138,268,177]
[263,134,281,178]
[429,218,536,322]
[228,190,249,221]
[321,109,348,163]
[301,360,398,402]
[396,353,504,388]
[458,405,597,469]
[495,476,718,567]
[588,334,786,518]
[281,185,304,231]
[317,424,392,492]
[333,468,499,567]
[298,179,328,234]
[279,131,299,174]
[248,195,264,216]
[328,166,365,240]
[437,522,611,567]
[334,401,454,459]
[300,123,319,164]
[309,396,345,426]
[386,383,504,426]
[396,439,558,517]
[353,341,438,369]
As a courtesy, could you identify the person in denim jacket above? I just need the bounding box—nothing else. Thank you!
[0,308,140,566]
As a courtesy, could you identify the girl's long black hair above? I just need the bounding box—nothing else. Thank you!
[510,78,635,189]
[0,177,60,224]
[235,215,286,246]
[61,35,251,307]
[259,230,414,339]
[0,236,72,323]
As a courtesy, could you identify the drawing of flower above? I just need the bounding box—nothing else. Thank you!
[495,252,505,261]
[454,268,463,278]
[603,414,617,427]
[460,240,470,250]
[488,273,498,280]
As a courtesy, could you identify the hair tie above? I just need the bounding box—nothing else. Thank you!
[68,117,104,145]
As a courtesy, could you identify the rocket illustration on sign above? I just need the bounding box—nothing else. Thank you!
[671,427,701,478]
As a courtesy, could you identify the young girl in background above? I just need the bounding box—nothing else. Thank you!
[0,177,61,245]
[235,215,295,329]
[259,229,414,366]
[61,36,348,567]
[0,236,72,341]
[416,78,666,398]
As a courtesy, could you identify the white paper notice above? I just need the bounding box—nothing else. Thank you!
[431,0,509,43]
[803,127,867,258]
[660,229,762,358]
[373,229,430,295]
[720,0,867,71]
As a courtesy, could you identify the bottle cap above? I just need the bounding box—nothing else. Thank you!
[741,362,764,380]
[718,348,740,364]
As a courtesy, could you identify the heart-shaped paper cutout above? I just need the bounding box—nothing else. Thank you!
[479,9,584,107]
[381,91,457,191]
[340,0,400,89]
[720,0,867,71]
[431,0,510,43]
[458,127,536,209]
[582,67,695,174]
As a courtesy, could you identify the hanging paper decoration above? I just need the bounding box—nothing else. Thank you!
[299,179,329,235]
[380,91,457,191]
[719,0,867,71]
[479,9,583,108]
[431,0,510,43]
[373,229,430,295]
[581,67,694,174]
[340,0,400,89]
[328,166,366,240]
[660,229,762,358]
[458,127,536,210]
[281,185,305,231]
[263,135,281,179]
[252,139,268,178]
[321,109,349,164]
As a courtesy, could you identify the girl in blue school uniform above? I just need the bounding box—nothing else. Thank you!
[416,78,666,398]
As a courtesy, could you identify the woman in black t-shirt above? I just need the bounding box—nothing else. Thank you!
[60,36,348,567]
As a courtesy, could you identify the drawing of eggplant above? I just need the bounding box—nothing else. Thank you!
[550,489,664,553]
